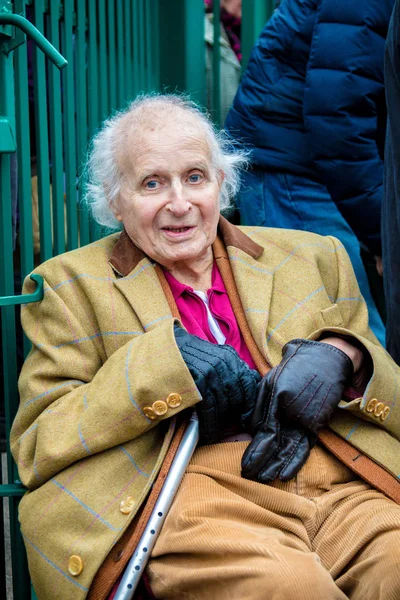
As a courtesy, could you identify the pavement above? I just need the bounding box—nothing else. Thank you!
[2,452,13,599]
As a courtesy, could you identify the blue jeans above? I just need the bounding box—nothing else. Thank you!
[238,170,386,346]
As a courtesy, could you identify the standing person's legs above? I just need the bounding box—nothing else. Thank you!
[237,169,386,346]
[147,443,348,600]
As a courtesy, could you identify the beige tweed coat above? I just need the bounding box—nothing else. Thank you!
[10,219,400,600]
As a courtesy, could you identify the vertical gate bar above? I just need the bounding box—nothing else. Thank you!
[0,153,30,600]
[137,0,145,90]
[87,0,99,138]
[3,3,33,597]
[158,0,206,105]
[144,0,152,90]
[0,55,17,493]
[87,0,102,241]
[14,3,33,280]
[107,0,117,110]
[48,0,66,256]
[212,0,221,125]
[184,0,206,106]
[241,0,273,71]
[132,0,140,95]
[98,0,109,120]
[32,0,53,262]
[75,0,90,247]
[61,0,79,250]
[14,0,34,360]
[116,0,125,107]
[146,0,158,91]
[152,0,160,92]
[124,0,133,101]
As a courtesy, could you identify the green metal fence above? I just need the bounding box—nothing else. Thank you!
[0,1,274,597]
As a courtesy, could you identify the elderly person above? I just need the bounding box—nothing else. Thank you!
[10,95,400,600]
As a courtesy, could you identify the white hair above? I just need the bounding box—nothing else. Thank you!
[82,94,249,230]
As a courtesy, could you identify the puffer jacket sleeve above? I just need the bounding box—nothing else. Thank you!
[303,0,394,256]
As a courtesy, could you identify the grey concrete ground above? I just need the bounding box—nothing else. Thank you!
[2,452,13,599]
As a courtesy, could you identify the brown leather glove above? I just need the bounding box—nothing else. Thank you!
[241,338,353,483]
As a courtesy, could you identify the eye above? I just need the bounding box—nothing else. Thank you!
[144,179,160,190]
[188,172,203,184]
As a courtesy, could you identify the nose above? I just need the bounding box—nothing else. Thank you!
[166,181,191,216]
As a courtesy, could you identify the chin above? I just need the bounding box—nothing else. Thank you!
[166,251,196,263]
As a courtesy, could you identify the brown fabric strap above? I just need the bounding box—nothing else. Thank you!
[154,265,181,320]
[318,428,400,504]
[212,236,271,377]
[87,418,188,600]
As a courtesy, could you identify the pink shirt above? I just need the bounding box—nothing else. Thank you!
[163,262,256,370]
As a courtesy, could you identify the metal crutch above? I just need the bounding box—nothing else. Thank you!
[114,411,199,600]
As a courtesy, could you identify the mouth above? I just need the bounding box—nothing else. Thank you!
[162,226,193,232]
[161,225,195,237]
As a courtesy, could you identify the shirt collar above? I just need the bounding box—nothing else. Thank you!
[162,261,226,301]
[109,215,264,277]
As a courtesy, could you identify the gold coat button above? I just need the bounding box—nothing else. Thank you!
[152,400,168,416]
[373,402,385,418]
[366,398,378,413]
[381,406,391,421]
[167,393,182,408]
[120,496,135,514]
[143,406,157,420]
[68,555,83,576]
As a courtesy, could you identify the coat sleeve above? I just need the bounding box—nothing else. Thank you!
[309,235,400,439]
[10,274,200,490]
[303,0,389,255]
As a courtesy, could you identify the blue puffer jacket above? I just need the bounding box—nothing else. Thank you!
[225,0,395,255]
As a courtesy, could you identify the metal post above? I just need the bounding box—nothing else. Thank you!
[61,0,79,251]
[158,0,206,106]
[212,0,221,125]
[48,0,66,256]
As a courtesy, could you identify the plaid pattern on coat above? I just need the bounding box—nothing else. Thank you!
[10,223,400,599]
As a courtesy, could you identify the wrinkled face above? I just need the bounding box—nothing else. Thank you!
[113,122,222,270]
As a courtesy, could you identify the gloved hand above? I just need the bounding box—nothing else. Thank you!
[174,326,261,444]
[241,338,353,483]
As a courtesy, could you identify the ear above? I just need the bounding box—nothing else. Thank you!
[103,182,123,221]
[113,205,123,222]
[217,170,225,188]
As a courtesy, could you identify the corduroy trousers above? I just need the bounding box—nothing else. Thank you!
[148,441,400,599]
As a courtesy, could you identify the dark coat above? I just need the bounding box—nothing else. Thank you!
[225,0,395,255]
[383,0,400,363]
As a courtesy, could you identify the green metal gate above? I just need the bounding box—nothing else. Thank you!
[0,1,274,597]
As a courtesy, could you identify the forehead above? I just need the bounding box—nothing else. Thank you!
[137,131,211,175]
[118,109,213,178]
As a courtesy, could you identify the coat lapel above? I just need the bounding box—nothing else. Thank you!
[112,259,174,333]
[109,230,173,332]
[226,245,275,366]
[214,218,275,366]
